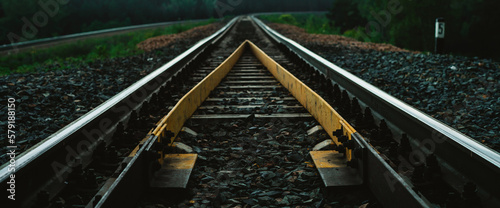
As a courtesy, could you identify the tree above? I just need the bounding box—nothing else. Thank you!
[327,0,364,33]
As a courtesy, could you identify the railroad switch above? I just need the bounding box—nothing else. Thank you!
[149,130,198,189]
[310,149,363,186]
[149,154,197,188]
[310,130,366,187]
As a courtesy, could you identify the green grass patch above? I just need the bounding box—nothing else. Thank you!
[1,19,216,76]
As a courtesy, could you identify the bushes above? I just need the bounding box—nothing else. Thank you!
[330,0,500,60]
[262,1,500,60]
[278,14,298,26]
[0,0,336,46]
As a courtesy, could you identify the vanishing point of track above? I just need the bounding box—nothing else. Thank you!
[1,16,499,208]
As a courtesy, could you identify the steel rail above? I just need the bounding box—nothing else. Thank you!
[95,36,428,207]
[0,12,329,53]
[0,17,238,207]
[96,37,428,208]
[252,16,500,207]
[92,20,248,208]
[0,18,212,53]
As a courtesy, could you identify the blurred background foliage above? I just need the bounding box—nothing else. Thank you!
[1,0,498,60]
[0,20,214,75]
[0,0,334,45]
[329,0,500,60]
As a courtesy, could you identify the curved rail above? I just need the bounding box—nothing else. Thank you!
[3,15,498,207]
[0,17,238,207]
[0,18,213,53]
[252,15,500,207]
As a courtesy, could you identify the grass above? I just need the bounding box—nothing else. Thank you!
[0,19,216,76]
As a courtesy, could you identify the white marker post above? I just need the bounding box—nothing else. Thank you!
[435,17,445,54]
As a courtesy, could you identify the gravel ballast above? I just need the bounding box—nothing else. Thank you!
[0,23,223,164]
[137,118,377,208]
[266,23,500,152]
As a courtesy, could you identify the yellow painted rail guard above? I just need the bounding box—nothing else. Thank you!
[247,41,356,160]
[149,40,357,161]
[149,40,246,161]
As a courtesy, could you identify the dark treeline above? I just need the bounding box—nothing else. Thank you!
[330,0,500,60]
[0,0,334,45]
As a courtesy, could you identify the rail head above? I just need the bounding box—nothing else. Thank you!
[0,17,238,207]
[251,16,500,166]
[251,15,500,206]
[0,16,237,180]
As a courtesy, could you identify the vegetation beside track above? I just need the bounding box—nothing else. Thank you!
[0,20,216,76]
[259,13,383,48]
[261,0,500,61]
[259,14,340,35]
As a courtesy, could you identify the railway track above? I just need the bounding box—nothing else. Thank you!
[1,16,499,208]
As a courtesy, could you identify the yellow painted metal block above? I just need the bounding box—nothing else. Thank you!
[310,150,362,186]
[247,40,357,161]
[146,39,361,165]
[147,40,248,163]
[151,41,247,146]
[150,153,198,188]
[310,150,345,168]
[162,154,197,170]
